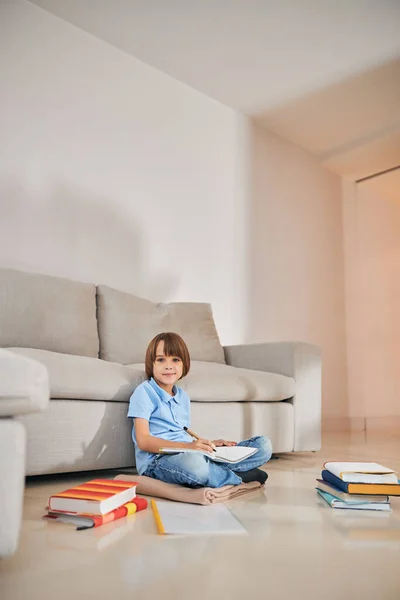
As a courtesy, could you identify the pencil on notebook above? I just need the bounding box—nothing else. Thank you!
[184,427,217,451]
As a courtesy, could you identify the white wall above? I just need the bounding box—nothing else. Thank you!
[355,183,400,420]
[0,0,248,344]
[342,178,400,426]
[1,2,351,423]
[249,125,348,420]
[341,179,365,423]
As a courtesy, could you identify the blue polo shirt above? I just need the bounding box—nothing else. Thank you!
[127,378,192,475]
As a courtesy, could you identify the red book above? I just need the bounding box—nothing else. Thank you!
[48,479,138,515]
[45,497,148,529]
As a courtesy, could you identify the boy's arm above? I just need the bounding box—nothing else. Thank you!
[134,418,214,454]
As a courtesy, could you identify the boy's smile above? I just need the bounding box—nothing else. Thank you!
[153,340,183,394]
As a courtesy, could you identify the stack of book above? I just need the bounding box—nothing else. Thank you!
[43,478,147,530]
[316,462,400,511]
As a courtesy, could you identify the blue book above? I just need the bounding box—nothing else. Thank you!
[316,489,390,511]
[321,470,351,492]
[321,470,400,496]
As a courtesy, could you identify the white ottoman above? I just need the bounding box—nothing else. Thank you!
[0,349,49,558]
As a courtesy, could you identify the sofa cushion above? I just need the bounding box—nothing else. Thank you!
[129,360,296,402]
[191,401,295,452]
[9,348,146,402]
[180,361,295,401]
[0,268,99,358]
[7,349,295,405]
[97,285,225,365]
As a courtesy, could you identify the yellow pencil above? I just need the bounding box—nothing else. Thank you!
[151,499,165,535]
[184,426,217,451]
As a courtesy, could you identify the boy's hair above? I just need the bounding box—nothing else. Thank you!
[145,332,191,380]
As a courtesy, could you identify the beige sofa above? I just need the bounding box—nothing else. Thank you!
[0,267,322,476]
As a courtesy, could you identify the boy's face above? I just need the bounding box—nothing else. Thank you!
[153,340,183,393]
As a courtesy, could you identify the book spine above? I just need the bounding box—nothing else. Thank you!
[316,489,333,507]
[79,497,148,529]
[321,470,349,492]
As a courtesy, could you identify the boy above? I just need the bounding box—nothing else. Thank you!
[128,332,271,487]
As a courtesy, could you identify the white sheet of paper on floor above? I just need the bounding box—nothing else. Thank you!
[155,500,246,535]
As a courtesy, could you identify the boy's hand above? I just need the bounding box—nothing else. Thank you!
[213,439,237,447]
[191,439,215,453]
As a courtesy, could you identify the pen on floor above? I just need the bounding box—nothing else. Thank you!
[184,426,217,451]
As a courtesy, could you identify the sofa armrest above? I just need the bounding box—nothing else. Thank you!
[0,349,49,417]
[224,342,321,451]
[0,350,49,557]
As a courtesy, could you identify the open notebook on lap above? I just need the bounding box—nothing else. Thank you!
[157,445,258,464]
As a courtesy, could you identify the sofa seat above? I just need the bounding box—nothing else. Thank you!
[9,348,146,402]
[9,348,295,404]
[173,360,295,402]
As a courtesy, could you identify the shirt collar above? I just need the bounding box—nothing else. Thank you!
[149,377,179,403]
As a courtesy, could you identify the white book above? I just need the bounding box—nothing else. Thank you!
[158,445,258,464]
[323,461,398,484]
[154,500,246,535]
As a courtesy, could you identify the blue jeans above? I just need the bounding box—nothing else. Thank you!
[143,436,272,488]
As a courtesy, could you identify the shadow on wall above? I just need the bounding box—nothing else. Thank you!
[0,178,179,476]
[0,177,179,300]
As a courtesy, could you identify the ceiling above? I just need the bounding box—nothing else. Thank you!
[29,0,400,200]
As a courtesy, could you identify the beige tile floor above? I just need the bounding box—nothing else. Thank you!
[1,430,400,600]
